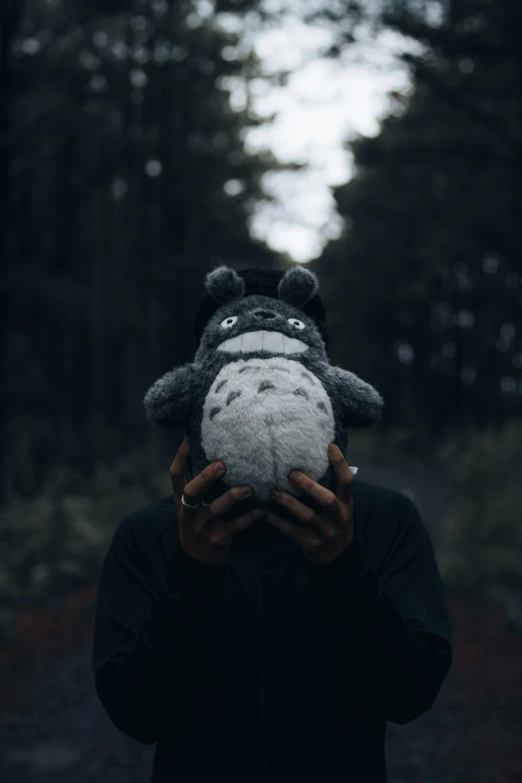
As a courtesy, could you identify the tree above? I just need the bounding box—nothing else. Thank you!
[313,0,522,433]
[2,0,297,497]
[0,1,27,500]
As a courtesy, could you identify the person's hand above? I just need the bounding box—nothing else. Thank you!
[265,443,355,568]
[170,440,264,567]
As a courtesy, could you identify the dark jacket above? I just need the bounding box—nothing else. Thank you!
[91,479,452,783]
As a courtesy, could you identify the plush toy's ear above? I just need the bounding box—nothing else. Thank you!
[205,265,245,304]
[278,265,318,308]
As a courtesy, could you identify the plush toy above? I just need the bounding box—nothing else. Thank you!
[143,265,384,521]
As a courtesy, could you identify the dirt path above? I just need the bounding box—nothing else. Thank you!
[1,457,521,783]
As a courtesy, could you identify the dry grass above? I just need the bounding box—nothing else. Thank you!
[0,435,172,636]
[353,421,522,628]
[432,420,522,626]
[1,421,521,636]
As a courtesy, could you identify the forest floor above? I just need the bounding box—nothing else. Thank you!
[0,452,521,783]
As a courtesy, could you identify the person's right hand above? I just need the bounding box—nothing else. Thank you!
[170,439,264,567]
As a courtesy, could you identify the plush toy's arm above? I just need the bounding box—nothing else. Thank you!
[325,365,384,427]
[143,363,197,427]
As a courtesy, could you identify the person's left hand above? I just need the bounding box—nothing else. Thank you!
[265,443,355,568]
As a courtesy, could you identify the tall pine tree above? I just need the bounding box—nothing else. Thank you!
[313,0,522,433]
[3,0,297,496]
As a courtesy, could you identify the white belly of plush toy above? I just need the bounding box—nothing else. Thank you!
[201,356,335,502]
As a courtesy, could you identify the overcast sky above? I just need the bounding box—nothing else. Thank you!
[214,7,414,264]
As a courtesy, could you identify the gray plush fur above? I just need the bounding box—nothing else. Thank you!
[143,265,384,507]
[277,265,318,307]
[204,265,245,304]
[201,356,335,501]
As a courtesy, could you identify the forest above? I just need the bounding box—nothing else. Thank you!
[1,2,521,780]
[1,0,521,666]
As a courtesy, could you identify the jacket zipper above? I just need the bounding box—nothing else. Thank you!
[258,575,269,783]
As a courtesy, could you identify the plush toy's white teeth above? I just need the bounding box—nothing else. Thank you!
[217,330,308,355]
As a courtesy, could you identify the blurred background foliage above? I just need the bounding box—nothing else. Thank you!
[1,0,521,633]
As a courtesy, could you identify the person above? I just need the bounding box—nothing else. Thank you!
[91,268,452,783]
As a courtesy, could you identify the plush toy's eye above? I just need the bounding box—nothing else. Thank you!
[288,317,305,330]
[221,315,238,329]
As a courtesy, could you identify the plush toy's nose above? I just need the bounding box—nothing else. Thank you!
[253,309,277,320]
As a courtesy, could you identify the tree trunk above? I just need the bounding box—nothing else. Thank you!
[0,0,26,502]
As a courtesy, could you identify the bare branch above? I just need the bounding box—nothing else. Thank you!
[402,53,519,154]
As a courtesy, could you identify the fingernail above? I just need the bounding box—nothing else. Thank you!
[213,461,225,473]
[241,486,253,497]
[289,471,301,482]
[328,443,336,454]
[270,489,280,498]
